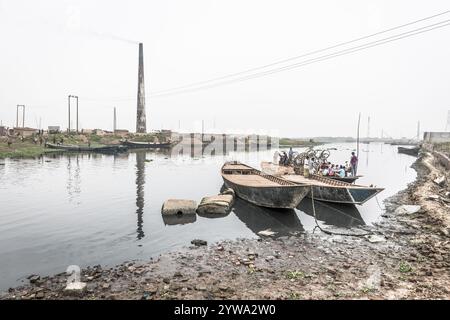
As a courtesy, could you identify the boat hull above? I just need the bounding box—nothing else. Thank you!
[328,176,361,183]
[123,141,172,149]
[222,176,310,209]
[306,184,382,205]
[398,146,420,156]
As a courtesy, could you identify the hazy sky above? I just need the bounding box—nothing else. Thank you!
[0,0,449,138]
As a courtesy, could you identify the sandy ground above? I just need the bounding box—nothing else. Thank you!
[1,151,449,300]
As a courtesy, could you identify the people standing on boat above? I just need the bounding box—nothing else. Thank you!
[303,156,310,177]
[345,161,351,176]
[288,147,294,163]
[279,151,288,166]
[308,157,315,175]
[350,152,358,176]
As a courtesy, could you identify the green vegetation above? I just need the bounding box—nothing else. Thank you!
[0,131,168,159]
[285,270,305,280]
[361,286,376,294]
[279,138,322,147]
[398,261,412,273]
[0,140,56,159]
[48,133,124,146]
[289,292,301,300]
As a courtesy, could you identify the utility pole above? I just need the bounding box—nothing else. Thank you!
[367,116,370,139]
[417,121,421,141]
[68,96,70,133]
[356,113,361,159]
[113,107,117,132]
[68,95,79,133]
[445,110,449,131]
[202,120,204,143]
[16,105,25,128]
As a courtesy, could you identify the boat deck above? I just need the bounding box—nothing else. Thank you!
[223,174,283,187]
[285,174,375,189]
[284,175,335,187]
[222,164,253,171]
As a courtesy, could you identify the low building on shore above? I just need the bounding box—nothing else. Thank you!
[48,126,60,134]
[423,132,450,144]
[13,127,38,137]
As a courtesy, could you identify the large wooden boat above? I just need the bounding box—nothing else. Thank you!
[122,140,172,149]
[221,162,310,209]
[45,143,127,153]
[261,161,382,205]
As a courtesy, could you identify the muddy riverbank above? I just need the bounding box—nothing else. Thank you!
[1,151,449,300]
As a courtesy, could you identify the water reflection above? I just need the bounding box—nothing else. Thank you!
[232,198,304,237]
[162,214,196,226]
[135,152,146,240]
[297,199,365,228]
[66,155,81,202]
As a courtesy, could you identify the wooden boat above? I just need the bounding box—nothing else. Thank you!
[221,162,310,209]
[122,140,172,149]
[260,161,362,183]
[284,174,384,205]
[398,146,420,157]
[261,161,381,204]
[45,143,127,153]
[328,175,362,183]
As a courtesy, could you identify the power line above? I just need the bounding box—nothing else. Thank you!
[80,10,450,102]
[150,10,450,95]
[149,19,450,97]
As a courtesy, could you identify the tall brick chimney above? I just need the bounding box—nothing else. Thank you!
[136,43,147,133]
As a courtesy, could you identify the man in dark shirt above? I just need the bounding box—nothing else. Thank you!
[350,152,358,176]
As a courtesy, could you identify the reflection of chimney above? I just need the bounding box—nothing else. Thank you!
[135,151,145,240]
[136,43,147,133]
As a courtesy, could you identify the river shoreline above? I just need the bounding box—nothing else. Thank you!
[1,150,449,300]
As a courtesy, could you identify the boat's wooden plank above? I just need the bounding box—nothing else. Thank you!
[222,164,252,170]
[223,174,283,187]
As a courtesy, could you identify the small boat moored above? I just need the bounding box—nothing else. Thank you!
[122,140,172,149]
[221,162,310,209]
[398,146,420,157]
[45,143,127,154]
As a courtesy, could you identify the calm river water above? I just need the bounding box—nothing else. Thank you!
[0,143,416,290]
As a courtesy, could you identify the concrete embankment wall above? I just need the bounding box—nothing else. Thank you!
[434,151,450,170]
[423,143,450,170]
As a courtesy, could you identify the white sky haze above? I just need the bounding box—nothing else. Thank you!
[0,0,449,138]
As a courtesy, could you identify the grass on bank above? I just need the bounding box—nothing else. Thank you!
[0,132,169,159]
[279,138,322,147]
